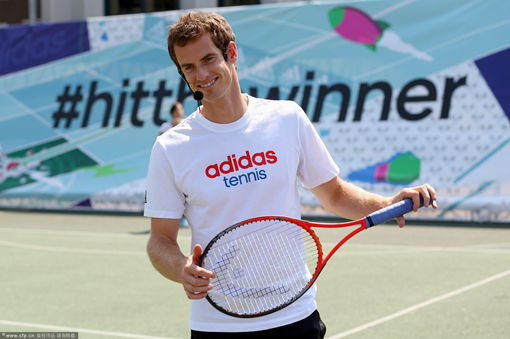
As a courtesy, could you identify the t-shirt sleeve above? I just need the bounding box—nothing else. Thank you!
[144,141,185,218]
[295,104,340,188]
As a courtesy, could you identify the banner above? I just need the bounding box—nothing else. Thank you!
[1,0,509,222]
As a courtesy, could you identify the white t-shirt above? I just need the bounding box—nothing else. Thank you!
[158,121,172,134]
[144,95,339,332]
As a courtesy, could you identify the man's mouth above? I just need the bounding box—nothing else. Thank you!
[197,78,217,89]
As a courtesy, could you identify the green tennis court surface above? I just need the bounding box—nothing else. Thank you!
[1,211,509,338]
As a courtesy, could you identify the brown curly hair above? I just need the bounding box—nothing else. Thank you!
[167,11,236,71]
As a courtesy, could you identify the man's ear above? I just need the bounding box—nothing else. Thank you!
[225,41,238,63]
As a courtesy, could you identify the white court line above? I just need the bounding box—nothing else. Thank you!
[0,227,146,238]
[0,240,144,256]
[344,243,510,255]
[0,320,174,339]
[2,228,508,255]
[320,240,510,254]
[327,268,510,338]
[0,238,456,257]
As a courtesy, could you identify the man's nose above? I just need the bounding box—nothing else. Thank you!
[195,65,208,81]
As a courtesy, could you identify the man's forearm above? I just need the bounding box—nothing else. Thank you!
[147,235,187,283]
[312,177,391,220]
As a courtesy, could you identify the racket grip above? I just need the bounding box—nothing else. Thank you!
[365,196,425,227]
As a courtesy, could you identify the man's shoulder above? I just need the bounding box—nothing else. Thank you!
[250,96,304,121]
[251,96,301,110]
[156,113,199,147]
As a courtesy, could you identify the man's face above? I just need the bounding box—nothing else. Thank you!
[175,33,233,103]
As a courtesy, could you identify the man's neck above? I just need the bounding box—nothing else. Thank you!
[200,92,248,124]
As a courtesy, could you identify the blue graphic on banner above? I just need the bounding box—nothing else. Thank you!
[475,47,510,123]
[347,152,420,185]
[0,21,90,76]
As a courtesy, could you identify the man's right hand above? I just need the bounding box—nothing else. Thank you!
[181,244,216,299]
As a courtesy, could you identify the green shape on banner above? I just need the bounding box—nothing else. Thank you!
[0,137,98,193]
[387,152,420,183]
[84,164,134,178]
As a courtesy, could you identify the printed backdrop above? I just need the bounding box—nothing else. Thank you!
[1,0,509,222]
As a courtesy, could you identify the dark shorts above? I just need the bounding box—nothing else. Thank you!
[190,310,326,339]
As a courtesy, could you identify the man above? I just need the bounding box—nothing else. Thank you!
[158,101,185,135]
[144,11,437,339]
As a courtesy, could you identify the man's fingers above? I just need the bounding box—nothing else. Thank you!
[183,280,213,300]
[184,263,216,279]
[184,288,210,299]
[183,281,213,293]
[192,243,203,264]
[405,183,438,210]
[181,247,216,300]
[425,183,438,208]
[411,193,421,212]
[186,244,216,278]
[185,272,214,287]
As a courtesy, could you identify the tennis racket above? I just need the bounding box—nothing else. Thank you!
[199,197,430,318]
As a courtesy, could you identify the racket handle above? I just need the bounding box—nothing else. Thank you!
[365,196,426,227]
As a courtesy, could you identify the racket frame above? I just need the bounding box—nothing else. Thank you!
[199,215,369,318]
[199,197,424,317]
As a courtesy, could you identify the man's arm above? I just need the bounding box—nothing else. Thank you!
[311,176,437,226]
[147,217,214,299]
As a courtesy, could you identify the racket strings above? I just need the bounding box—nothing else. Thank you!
[203,219,319,316]
[213,220,318,256]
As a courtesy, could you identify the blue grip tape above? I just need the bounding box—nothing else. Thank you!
[365,196,425,227]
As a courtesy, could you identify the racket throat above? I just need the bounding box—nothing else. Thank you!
[322,225,366,264]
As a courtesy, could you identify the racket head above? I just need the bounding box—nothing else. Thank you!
[199,216,322,318]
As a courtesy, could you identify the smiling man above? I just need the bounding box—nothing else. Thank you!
[144,10,437,339]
